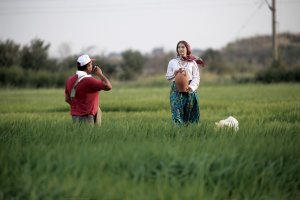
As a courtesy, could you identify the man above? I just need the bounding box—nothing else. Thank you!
[65,54,112,125]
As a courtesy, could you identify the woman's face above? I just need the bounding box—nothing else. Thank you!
[177,43,187,57]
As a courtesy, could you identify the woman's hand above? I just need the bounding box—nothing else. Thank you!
[187,86,192,92]
[174,68,184,76]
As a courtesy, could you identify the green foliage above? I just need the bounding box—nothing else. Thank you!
[120,49,145,80]
[256,60,300,83]
[1,33,300,85]
[0,38,62,73]
[0,39,20,68]
[59,55,78,71]
[20,38,53,70]
[202,48,229,74]
[220,33,300,82]
[144,51,175,75]
[280,43,300,66]
[0,66,70,88]
[0,66,27,86]
[222,35,273,67]
[93,55,118,79]
[0,84,300,199]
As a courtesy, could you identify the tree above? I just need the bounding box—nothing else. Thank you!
[144,50,174,75]
[0,39,20,68]
[120,50,145,80]
[20,38,51,70]
[58,55,78,71]
[58,42,72,59]
[93,56,118,78]
[202,49,228,74]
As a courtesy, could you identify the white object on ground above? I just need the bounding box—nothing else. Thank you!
[215,116,239,131]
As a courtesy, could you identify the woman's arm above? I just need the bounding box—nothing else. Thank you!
[188,61,200,92]
[166,59,180,81]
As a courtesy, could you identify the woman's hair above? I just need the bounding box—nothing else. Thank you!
[77,62,90,71]
[176,40,192,56]
[176,40,205,66]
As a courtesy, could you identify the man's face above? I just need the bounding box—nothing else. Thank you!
[86,62,93,74]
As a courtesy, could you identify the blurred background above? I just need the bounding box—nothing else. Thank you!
[0,0,299,87]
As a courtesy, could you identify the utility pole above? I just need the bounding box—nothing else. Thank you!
[272,0,278,62]
[265,0,278,62]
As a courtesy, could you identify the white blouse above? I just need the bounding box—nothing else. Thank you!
[165,58,200,92]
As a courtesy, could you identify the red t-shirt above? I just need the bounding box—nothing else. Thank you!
[65,75,105,116]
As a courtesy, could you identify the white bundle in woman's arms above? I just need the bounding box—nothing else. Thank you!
[215,116,239,131]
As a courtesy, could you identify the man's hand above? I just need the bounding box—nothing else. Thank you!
[93,66,112,91]
[93,66,103,76]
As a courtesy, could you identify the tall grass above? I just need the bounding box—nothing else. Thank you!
[0,84,299,199]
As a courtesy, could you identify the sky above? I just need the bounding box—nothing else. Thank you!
[0,0,299,57]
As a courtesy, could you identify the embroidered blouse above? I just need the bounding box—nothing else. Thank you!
[165,58,200,92]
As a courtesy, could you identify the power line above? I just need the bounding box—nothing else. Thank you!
[0,0,298,15]
[264,0,273,10]
[0,1,283,15]
[235,1,265,38]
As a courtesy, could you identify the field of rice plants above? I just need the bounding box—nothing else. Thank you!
[0,83,299,199]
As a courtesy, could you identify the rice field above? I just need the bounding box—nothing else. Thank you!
[0,83,299,199]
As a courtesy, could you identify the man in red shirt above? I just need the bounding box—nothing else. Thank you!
[65,54,112,125]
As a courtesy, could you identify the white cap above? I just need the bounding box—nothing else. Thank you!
[77,54,95,66]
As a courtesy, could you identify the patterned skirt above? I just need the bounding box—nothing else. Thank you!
[170,81,200,125]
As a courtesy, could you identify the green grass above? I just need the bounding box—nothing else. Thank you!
[0,83,300,200]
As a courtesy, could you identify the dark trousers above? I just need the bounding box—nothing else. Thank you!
[72,107,102,125]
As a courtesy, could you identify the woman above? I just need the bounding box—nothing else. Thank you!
[165,40,204,125]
